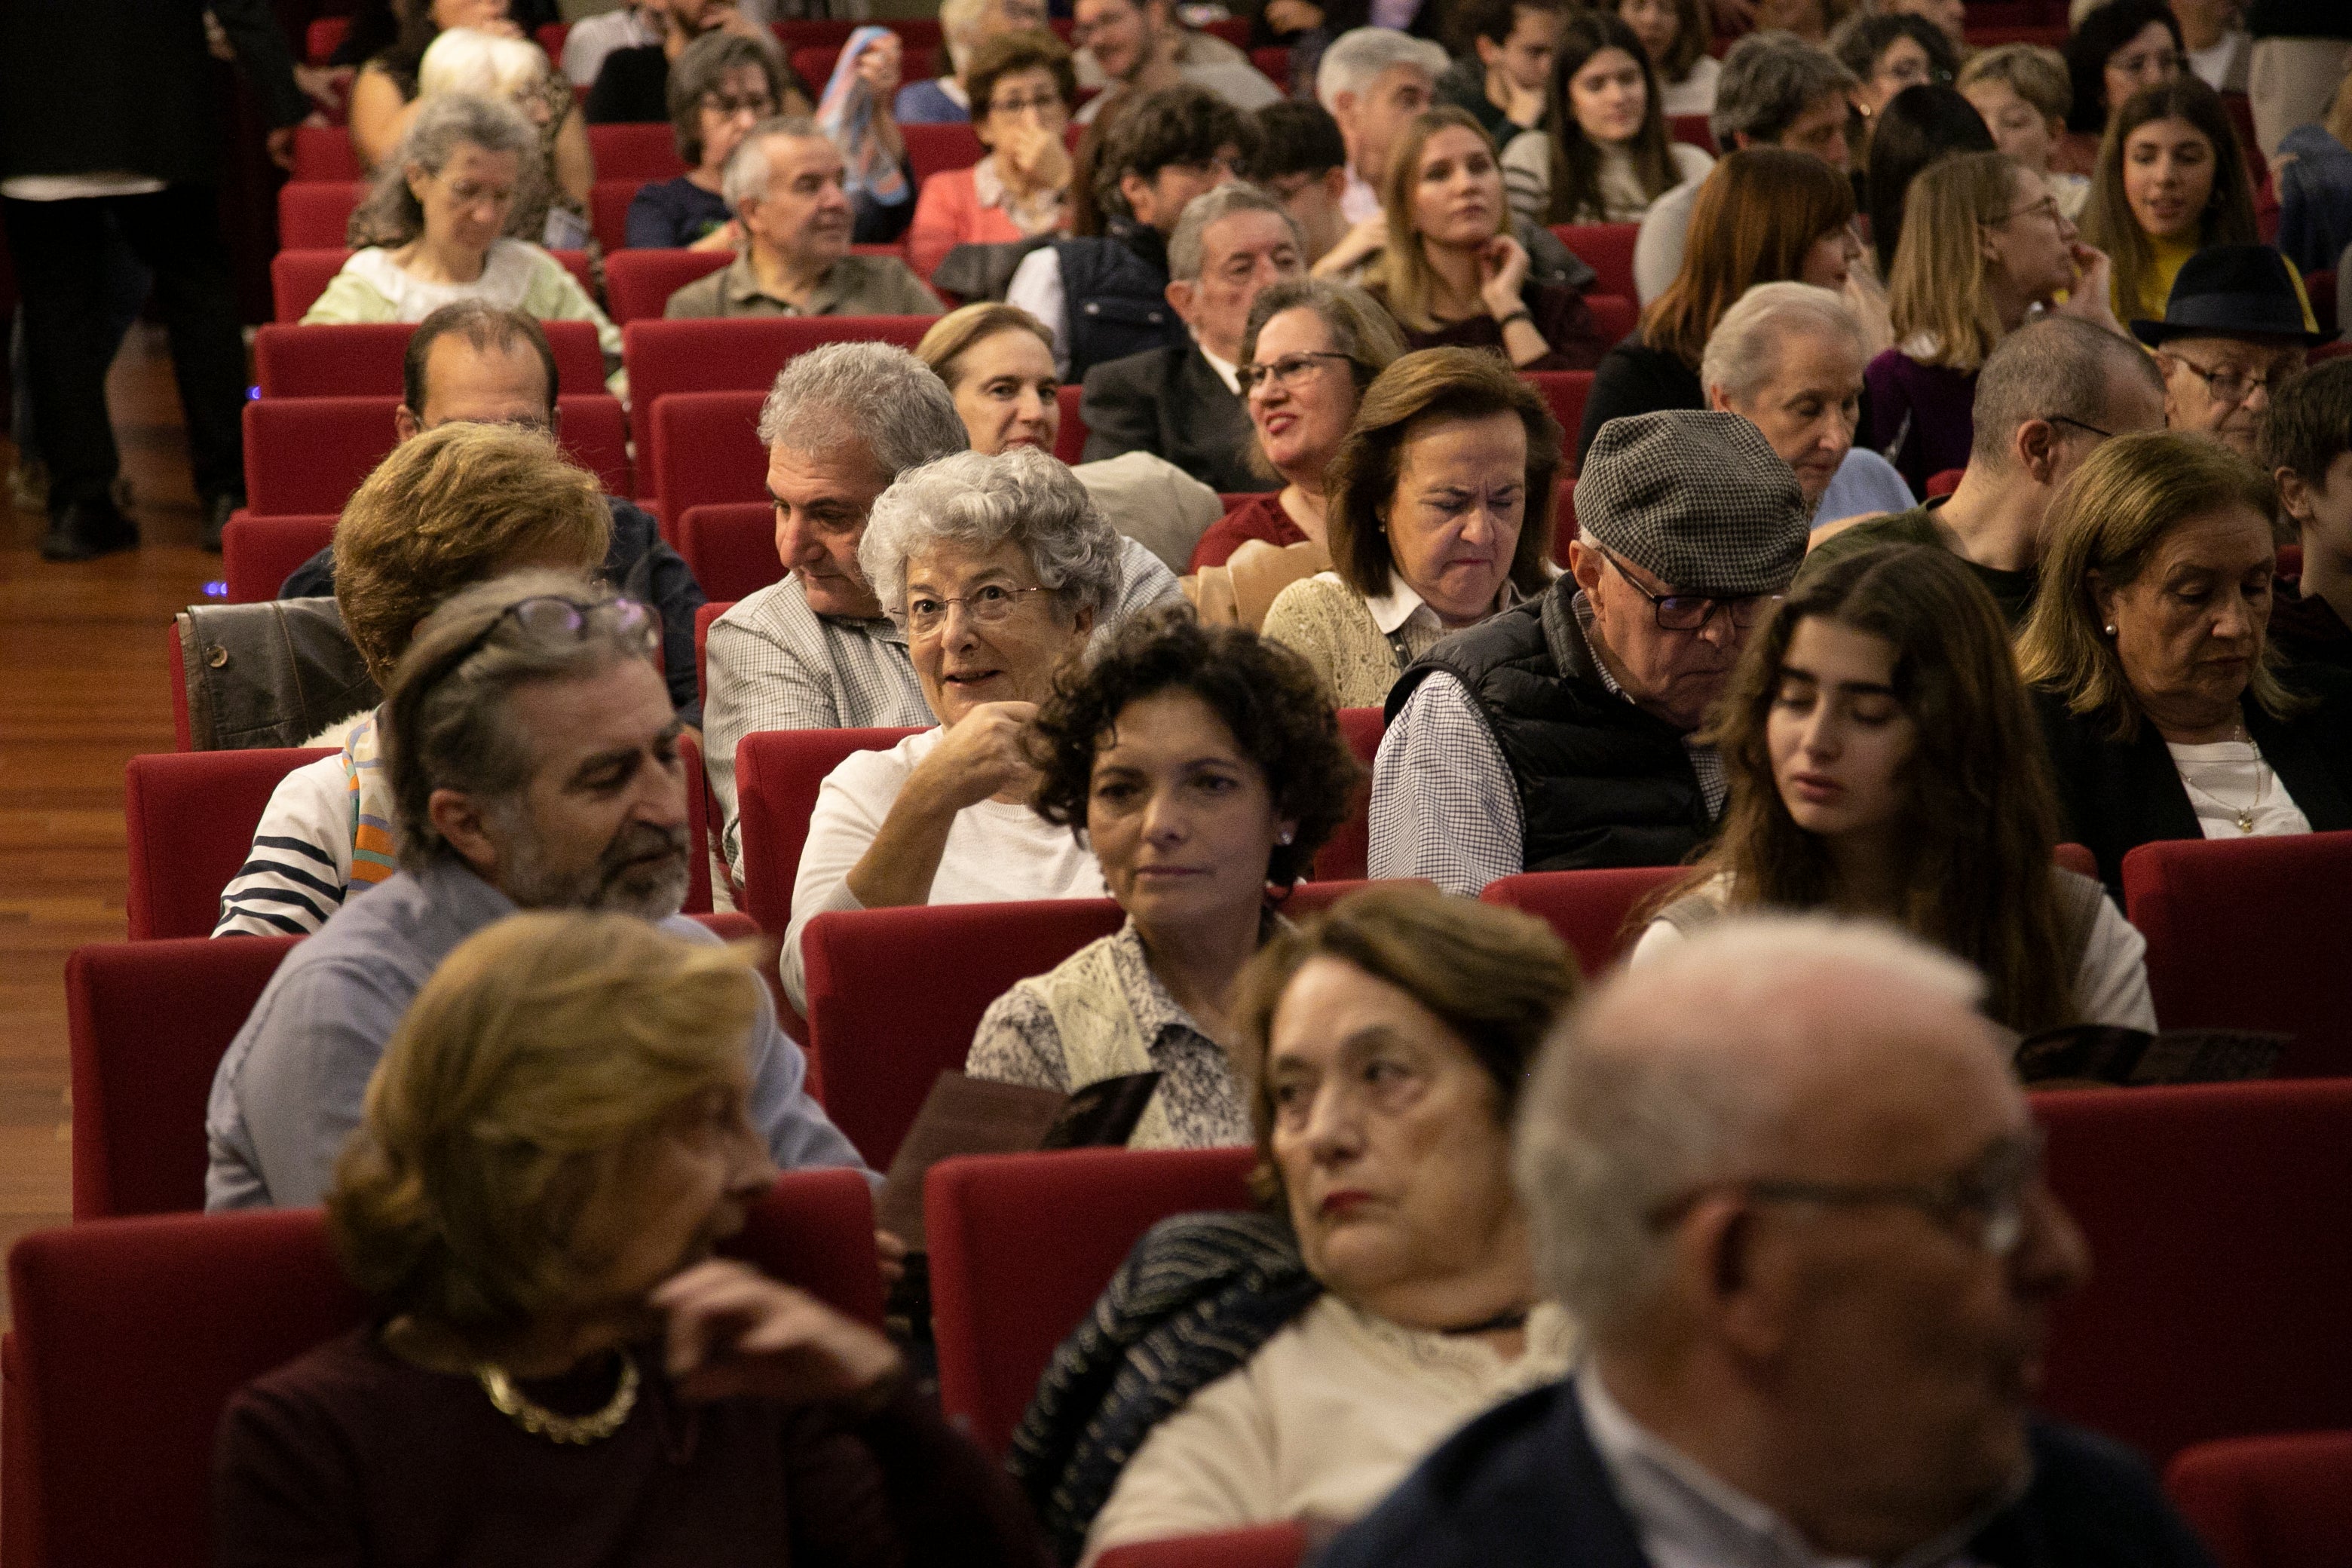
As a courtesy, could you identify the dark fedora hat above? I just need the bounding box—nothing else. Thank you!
[2131,244,2331,348]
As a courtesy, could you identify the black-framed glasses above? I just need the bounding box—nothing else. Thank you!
[449,594,662,669]
[986,90,1065,116]
[1988,193,2063,228]
[703,91,777,118]
[2044,413,2112,439]
[2166,357,2282,405]
[903,583,1052,635]
[1649,1129,2048,1259]
[1600,549,1780,631]
[1236,351,1360,396]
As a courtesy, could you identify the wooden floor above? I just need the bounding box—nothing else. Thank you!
[0,326,222,1316]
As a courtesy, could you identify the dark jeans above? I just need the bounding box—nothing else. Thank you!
[2,184,247,513]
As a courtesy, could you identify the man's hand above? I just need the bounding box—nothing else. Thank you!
[655,1260,905,1407]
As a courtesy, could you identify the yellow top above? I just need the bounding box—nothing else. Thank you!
[2116,231,2200,326]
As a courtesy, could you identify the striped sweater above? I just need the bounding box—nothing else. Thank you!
[213,709,397,937]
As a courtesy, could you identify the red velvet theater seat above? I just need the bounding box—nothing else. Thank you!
[243,394,630,515]
[252,320,607,399]
[676,503,785,604]
[124,749,335,939]
[2166,1429,2352,1568]
[1478,866,1683,978]
[220,513,336,602]
[1095,1525,1309,1568]
[1548,224,1639,299]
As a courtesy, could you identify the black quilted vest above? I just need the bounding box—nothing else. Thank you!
[1388,583,1714,873]
[1053,220,1184,381]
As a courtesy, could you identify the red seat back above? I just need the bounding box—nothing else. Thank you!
[680,730,715,917]
[733,726,927,936]
[243,394,630,515]
[590,176,642,254]
[1550,224,1639,299]
[1095,1526,1309,1568]
[252,319,608,399]
[653,389,772,525]
[2307,268,2337,337]
[1585,292,1637,344]
[5,1173,877,1568]
[124,749,337,940]
[678,502,786,603]
[271,249,595,323]
[289,126,362,182]
[586,121,689,180]
[277,181,363,248]
[1315,706,1385,881]
[2121,830,2352,1079]
[1056,382,1089,464]
[1523,370,1594,451]
[2035,1079,2352,1466]
[1478,865,1684,977]
[695,599,733,710]
[1668,113,1717,154]
[604,246,731,324]
[2165,1429,2352,1568]
[221,514,337,602]
[902,121,985,183]
[927,1145,1258,1456]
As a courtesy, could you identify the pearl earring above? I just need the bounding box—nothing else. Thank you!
[2104,624,2116,635]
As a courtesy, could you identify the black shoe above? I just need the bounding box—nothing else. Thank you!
[201,494,237,553]
[39,498,140,562]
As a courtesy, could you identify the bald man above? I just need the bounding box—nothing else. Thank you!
[1321,916,2216,1568]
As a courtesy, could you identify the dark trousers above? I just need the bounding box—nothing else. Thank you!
[2,184,247,513]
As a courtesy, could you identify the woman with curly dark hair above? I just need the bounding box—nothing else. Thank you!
[966,607,1364,1148]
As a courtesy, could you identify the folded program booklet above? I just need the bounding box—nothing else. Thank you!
[2015,1026,2288,1088]
[876,1071,1162,1251]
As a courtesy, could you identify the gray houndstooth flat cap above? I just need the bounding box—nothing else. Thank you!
[1572,410,1811,597]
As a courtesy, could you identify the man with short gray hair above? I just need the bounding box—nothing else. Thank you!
[205,571,865,1212]
[1321,914,2211,1568]
[1318,28,1451,223]
[663,118,942,318]
[1080,184,1303,494]
[1370,410,1811,895]
[1799,316,2167,625]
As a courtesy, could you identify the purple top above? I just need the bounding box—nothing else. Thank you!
[1861,349,1978,499]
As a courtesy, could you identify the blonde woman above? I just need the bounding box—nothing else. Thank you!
[1864,151,2124,495]
[1960,44,2094,219]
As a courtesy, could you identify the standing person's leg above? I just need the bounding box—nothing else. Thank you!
[2246,36,2352,158]
[112,183,251,548]
[0,194,139,560]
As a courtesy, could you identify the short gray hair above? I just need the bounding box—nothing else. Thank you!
[758,341,969,482]
[1968,315,2164,470]
[1315,27,1447,112]
[1514,915,1986,1342]
[1711,32,1860,151]
[1167,183,1302,282]
[350,92,537,247]
[858,448,1124,624]
[1700,281,1867,403]
[721,115,824,211]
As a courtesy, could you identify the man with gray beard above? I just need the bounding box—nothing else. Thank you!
[205,571,865,1211]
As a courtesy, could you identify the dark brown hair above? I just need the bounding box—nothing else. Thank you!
[1540,11,1680,225]
[1641,147,1856,369]
[965,29,1078,152]
[2081,77,2259,327]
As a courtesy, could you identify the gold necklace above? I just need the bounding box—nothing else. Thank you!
[2178,725,2268,835]
[476,1351,640,1445]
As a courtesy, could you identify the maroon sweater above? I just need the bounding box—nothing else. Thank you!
[213,1328,1049,1568]
[1190,491,1309,570]
[1364,280,1609,371]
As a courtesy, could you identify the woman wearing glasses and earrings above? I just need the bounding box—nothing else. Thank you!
[1634,542,2158,1034]
[626,31,801,251]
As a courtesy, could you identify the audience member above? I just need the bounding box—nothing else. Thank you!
[274,303,707,721]
[1883,0,1967,51]
[810,26,919,247]
[1582,149,1860,463]
[1637,545,2156,1032]
[782,449,1130,1007]
[1502,13,1713,228]
[2246,0,2352,158]
[206,571,865,1211]
[1631,32,1858,303]
[1867,152,2125,496]
[2265,357,2352,669]
[1746,0,1855,47]
[586,0,768,124]
[2063,0,2185,164]
[1070,0,1282,127]
[968,612,1361,1145]
[215,911,1043,1566]
[914,302,1223,571]
[1619,0,1718,118]
[1317,29,1450,225]
[1007,86,1254,381]
[1701,283,1911,525]
[1372,409,1808,893]
[1080,185,1303,494]
[2130,245,2321,467]
[1434,0,1568,147]
[216,421,610,938]
[1359,112,1609,370]
[1827,11,1959,164]
[907,32,1077,280]
[1960,44,2093,221]
[1014,887,1579,1562]
[2179,0,2253,92]
[626,30,790,249]
[350,0,527,167]
[1805,315,2167,624]
[304,96,623,375]
[1245,101,1354,266]
[2021,430,2352,892]
[2081,78,2260,326]
[1263,348,1561,708]
[1193,278,1407,570]
[1861,83,1995,279]
[896,0,1051,122]
[2273,74,2352,277]
[562,0,662,87]
[1319,916,2213,1568]
[400,28,591,247]
[663,118,941,317]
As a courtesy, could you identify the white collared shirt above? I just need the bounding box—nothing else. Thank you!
[1196,341,1242,396]
[1342,167,1381,225]
[1358,574,1435,638]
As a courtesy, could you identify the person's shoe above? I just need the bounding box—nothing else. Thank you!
[201,493,237,553]
[9,455,47,513]
[38,498,140,562]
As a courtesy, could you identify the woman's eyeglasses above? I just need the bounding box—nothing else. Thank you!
[904,583,1052,635]
[987,91,1064,116]
[1237,351,1358,396]
[703,92,776,118]
[1988,194,2063,228]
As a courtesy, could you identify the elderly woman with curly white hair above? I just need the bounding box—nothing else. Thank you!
[780,447,1128,1009]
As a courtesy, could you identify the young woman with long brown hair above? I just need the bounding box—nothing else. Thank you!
[1500,11,1711,227]
[2080,75,2259,326]
[1631,543,2155,1036]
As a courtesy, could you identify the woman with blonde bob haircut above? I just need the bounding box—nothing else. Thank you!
[1867,150,2125,495]
[2021,430,2352,893]
[215,911,1046,1563]
[1014,884,1581,1563]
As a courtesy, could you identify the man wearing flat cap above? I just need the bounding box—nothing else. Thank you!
[1370,410,1811,896]
[2137,244,2331,463]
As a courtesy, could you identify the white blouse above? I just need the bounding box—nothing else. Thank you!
[1658,54,1720,118]
[2167,738,2314,839]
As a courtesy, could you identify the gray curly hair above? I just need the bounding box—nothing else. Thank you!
[858,448,1123,626]
[348,92,540,249]
[758,341,969,483]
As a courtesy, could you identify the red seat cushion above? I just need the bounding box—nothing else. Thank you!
[1315,707,1385,881]
[221,513,337,602]
[1522,370,1594,451]
[604,247,732,324]
[1056,383,1089,464]
[902,121,985,184]
[590,176,644,254]
[678,503,786,603]
[1585,292,1637,344]
[1478,866,1684,977]
[585,121,689,181]
[252,320,608,399]
[1549,224,1639,299]
[289,126,361,181]
[653,389,773,524]
[733,726,927,937]
[1668,113,1717,155]
[2165,1429,2352,1568]
[277,181,363,248]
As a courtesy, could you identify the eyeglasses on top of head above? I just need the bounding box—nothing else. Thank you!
[1237,351,1361,397]
[448,594,663,671]
[1599,548,1781,631]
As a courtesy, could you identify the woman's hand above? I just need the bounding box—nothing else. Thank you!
[1312,214,1387,279]
[856,32,905,101]
[2051,240,2125,334]
[996,118,1072,194]
[689,219,745,252]
[906,701,1040,814]
[1479,234,1533,320]
[655,1260,905,1408]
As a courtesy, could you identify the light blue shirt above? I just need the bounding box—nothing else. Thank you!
[1814,448,1916,531]
[204,858,867,1211]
